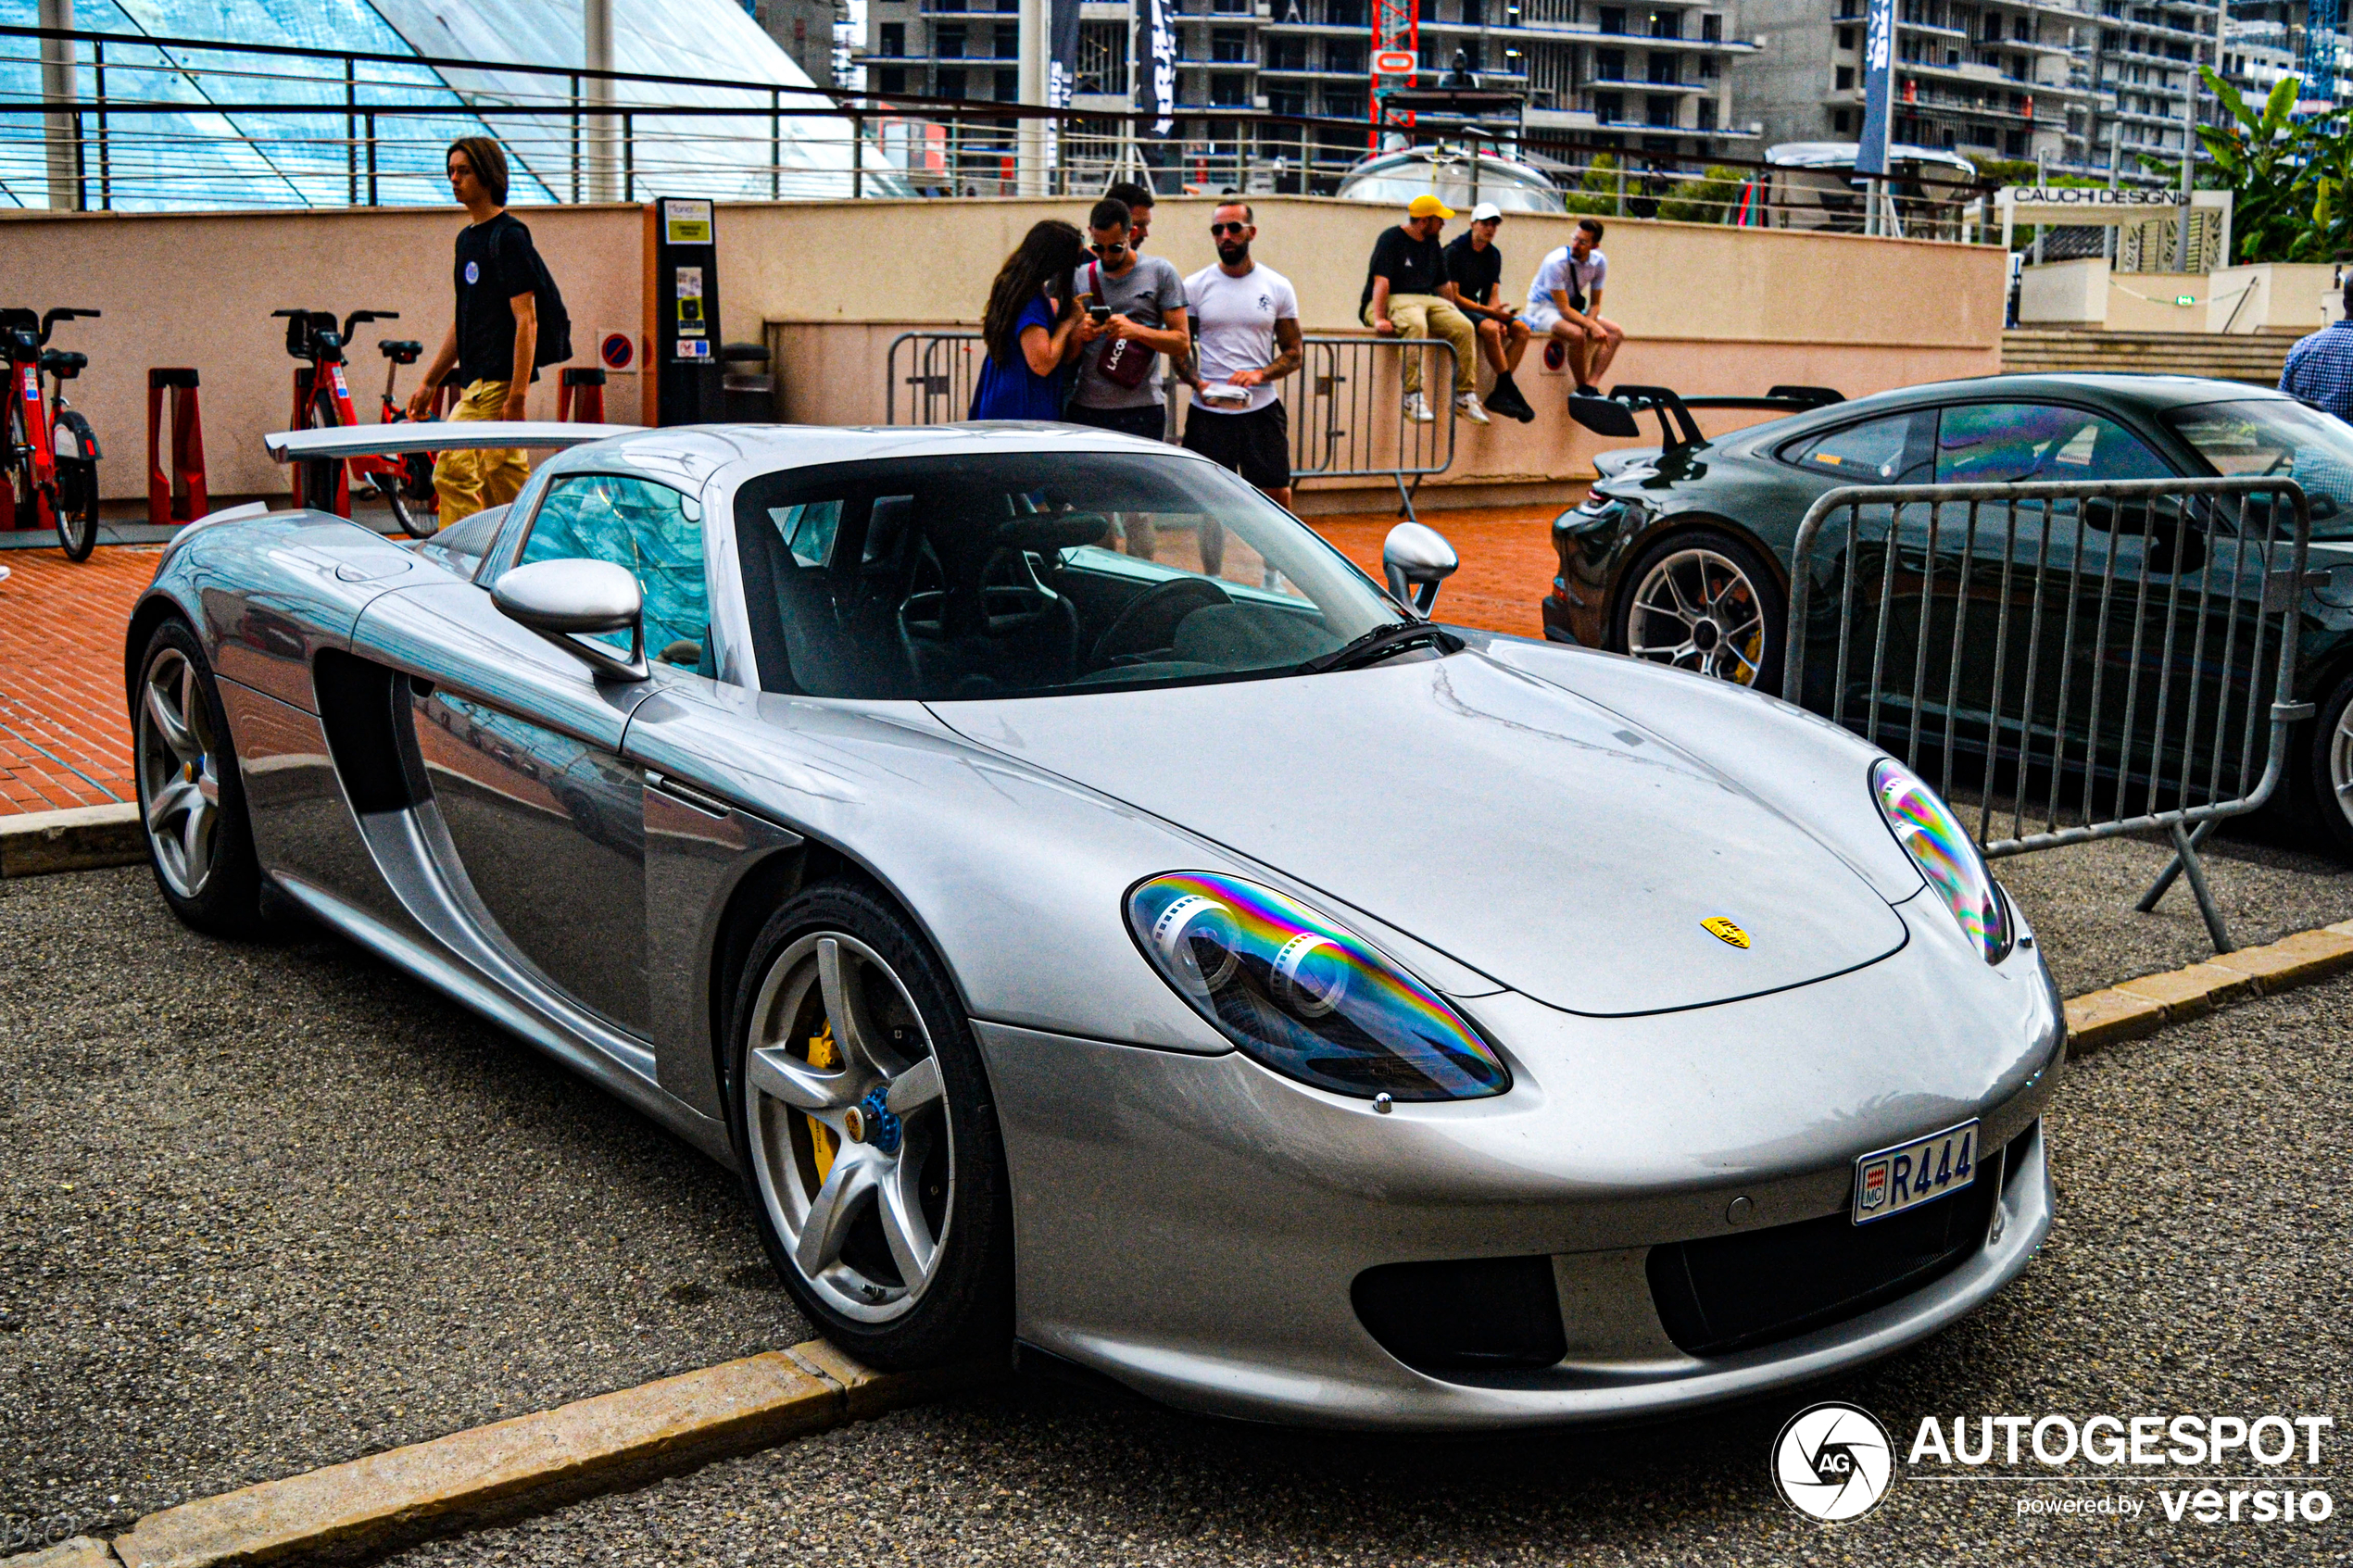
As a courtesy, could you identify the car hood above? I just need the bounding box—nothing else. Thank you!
[931,649,1909,1016]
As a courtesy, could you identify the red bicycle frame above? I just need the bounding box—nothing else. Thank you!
[1,354,57,533]
[275,308,421,516]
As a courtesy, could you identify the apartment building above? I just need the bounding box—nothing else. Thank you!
[1735,0,2094,164]
[755,0,850,84]
[860,0,1761,176]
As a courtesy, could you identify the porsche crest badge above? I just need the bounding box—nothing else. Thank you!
[1702,917,1751,949]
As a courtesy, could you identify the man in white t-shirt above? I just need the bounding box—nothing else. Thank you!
[1182,201,1303,526]
[1526,217,1625,396]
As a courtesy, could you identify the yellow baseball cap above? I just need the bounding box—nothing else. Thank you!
[1407,194,1454,219]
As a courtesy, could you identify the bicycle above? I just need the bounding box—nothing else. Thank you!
[1,307,103,560]
[274,307,440,538]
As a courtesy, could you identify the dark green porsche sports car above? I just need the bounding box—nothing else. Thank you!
[1542,373,2353,855]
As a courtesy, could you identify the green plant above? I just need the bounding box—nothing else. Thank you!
[1560,151,1622,216]
[2195,68,2313,263]
[1655,164,1748,223]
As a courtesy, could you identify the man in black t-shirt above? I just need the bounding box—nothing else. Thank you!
[408,136,542,524]
[1441,202,1533,423]
[1360,195,1482,425]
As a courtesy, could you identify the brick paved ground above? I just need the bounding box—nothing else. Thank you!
[0,546,155,815]
[0,506,1562,819]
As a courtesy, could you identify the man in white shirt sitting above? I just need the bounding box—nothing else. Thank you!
[1183,201,1304,539]
[1526,217,1625,396]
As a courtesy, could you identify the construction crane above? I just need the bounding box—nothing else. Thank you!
[1370,0,1418,147]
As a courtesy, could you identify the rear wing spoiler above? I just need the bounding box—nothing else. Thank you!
[265,422,641,462]
[1568,384,1843,448]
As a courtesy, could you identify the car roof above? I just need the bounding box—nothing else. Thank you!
[538,420,1196,484]
[1836,372,2296,417]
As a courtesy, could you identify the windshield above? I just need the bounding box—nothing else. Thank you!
[2168,398,2353,538]
[733,450,1406,700]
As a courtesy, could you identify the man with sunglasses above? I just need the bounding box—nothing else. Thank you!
[1182,202,1302,517]
[1066,197,1189,444]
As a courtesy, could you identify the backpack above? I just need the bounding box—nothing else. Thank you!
[488,219,573,369]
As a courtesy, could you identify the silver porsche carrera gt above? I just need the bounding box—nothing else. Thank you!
[124,420,2064,1431]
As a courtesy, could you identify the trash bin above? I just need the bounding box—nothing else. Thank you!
[720,342,774,424]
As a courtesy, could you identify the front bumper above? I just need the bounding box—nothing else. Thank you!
[975,897,2064,1430]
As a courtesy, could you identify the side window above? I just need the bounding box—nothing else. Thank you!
[1785,412,1932,483]
[1934,403,2171,485]
[516,474,711,670]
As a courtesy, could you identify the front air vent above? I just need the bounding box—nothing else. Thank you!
[1352,1254,1568,1374]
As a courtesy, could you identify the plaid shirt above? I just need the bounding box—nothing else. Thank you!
[2280,319,2353,416]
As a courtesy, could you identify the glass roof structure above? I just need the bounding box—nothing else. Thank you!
[0,0,901,208]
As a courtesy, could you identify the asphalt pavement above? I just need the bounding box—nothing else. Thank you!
[0,865,812,1547]
[4,838,2348,1563]
[379,974,2353,1567]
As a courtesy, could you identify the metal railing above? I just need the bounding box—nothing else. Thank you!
[1783,476,2319,953]
[0,21,2000,227]
[884,330,1457,516]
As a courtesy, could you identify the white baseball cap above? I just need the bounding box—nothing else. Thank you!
[1471,201,1504,222]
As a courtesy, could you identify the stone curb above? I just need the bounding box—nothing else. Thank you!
[2062,921,2353,1054]
[17,1342,994,1568]
[0,803,144,878]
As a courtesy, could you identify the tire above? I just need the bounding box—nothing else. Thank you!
[55,460,97,561]
[2304,669,2353,860]
[132,618,269,938]
[1612,526,1788,696]
[726,882,1013,1369]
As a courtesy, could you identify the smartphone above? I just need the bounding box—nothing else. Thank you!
[1087,305,1112,324]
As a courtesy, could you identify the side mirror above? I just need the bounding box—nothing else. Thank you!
[491,558,648,682]
[1383,521,1459,617]
[1567,394,1642,439]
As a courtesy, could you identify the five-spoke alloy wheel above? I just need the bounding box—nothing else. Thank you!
[730,884,1012,1367]
[132,619,265,935]
[1617,527,1787,694]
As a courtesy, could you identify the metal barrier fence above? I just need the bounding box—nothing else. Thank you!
[884,331,1458,518]
[1783,475,2319,953]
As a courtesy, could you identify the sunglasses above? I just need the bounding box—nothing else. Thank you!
[1209,221,1249,236]
[1091,239,1128,254]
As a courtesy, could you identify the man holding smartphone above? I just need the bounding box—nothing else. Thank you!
[1066,196,1189,443]
[1182,202,1302,519]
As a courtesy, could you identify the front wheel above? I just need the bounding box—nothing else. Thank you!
[1614,526,1788,695]
[728,883,1013,1369]
[2305,670,2353,860]
[55,460,98,560]
[132,619,269,937]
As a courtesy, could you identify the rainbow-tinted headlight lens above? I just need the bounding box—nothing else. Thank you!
[1872,759,2012,962]
[1126,872,1510,1101]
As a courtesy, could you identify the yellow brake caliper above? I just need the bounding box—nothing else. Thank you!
[807,1021,840,1183]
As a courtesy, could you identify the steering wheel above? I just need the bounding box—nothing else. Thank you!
[1090,577,1231,668]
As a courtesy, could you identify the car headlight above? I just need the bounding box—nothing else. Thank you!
[1126,872,1510,1101]
[1871,759,2013,963]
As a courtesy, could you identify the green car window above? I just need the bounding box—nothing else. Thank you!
[1787,412,1932,483]
[2167,398,2353,537]
[517,473,711,671]
[1933,404,2170,485]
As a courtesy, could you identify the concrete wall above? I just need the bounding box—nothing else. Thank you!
[2,194,2004,508]
[2209,264,2340,335]
[0,203,647,501]
[2018,257,2109,328]
[721,194,2006,506]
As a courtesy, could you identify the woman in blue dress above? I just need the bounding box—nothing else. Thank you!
[970,220,1096,421]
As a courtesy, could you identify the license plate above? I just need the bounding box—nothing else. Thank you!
[1852,1119,1978,1225]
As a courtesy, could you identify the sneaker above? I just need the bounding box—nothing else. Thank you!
[1403,392,1436,424]
[1575,383,1601,397]
[1455,392,1491,425]
[1488,375,1536,423]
